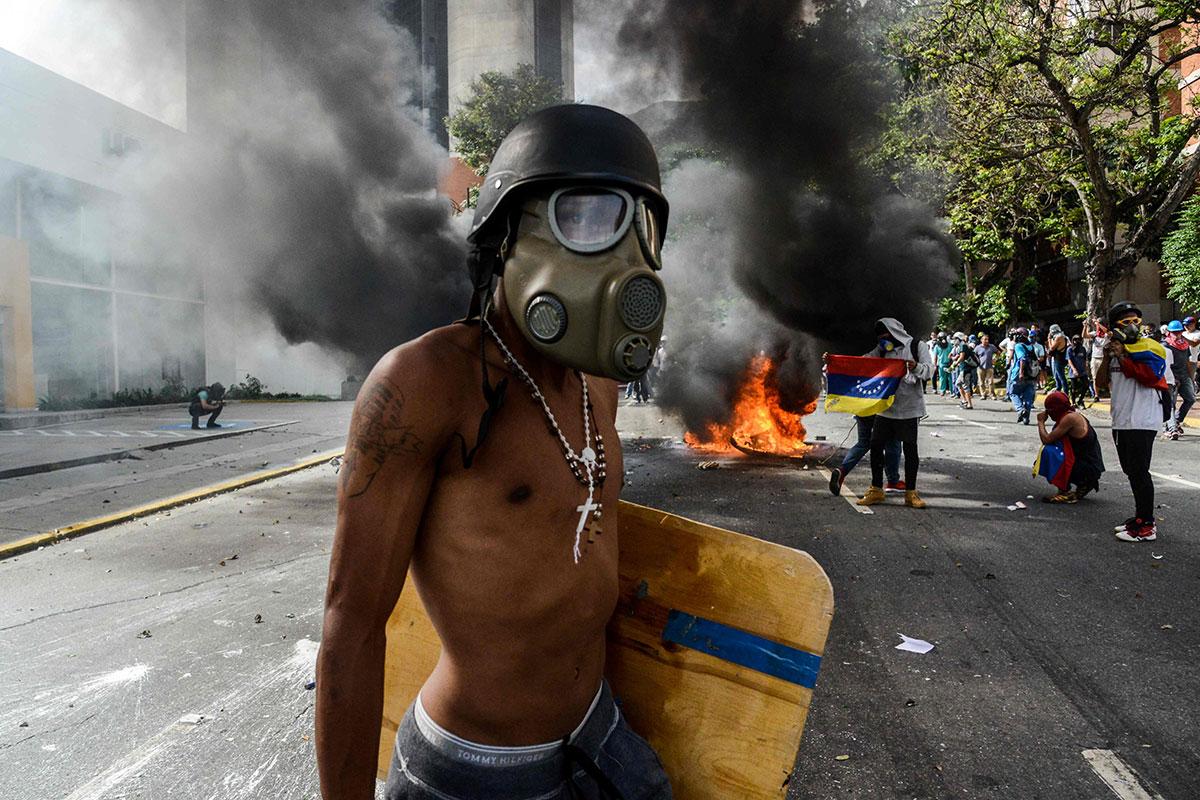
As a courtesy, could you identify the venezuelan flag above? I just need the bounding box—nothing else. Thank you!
[1123,337,1169,390]
[825,355,907,417]
[1033,438,1075,492]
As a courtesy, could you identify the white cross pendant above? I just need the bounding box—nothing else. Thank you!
[576,497,600,536]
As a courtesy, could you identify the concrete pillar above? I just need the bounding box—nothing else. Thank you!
[0,236,37,410]
[446,0,536,119]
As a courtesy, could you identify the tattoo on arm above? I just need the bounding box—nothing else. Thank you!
[341,380,424,498]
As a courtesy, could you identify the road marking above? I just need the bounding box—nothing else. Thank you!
[0,448,344,559]
[1081,749,1163,800]
[816,467,874,514]
[1149,471,1200,490]
[945,413,998,430]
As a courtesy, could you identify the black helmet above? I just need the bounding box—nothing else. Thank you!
[468,104,668,243]
[1107,300,1142,325]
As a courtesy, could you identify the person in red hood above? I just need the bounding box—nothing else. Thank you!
[1036,391,1104,503]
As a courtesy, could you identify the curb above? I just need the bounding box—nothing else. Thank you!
[0,420,300,480]
[0,448,345,560]
[0,402,192,430]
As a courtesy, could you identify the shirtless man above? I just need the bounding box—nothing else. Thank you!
[315,105,672,800]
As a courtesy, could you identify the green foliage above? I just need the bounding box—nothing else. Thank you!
[937,276,1035,331]
[37,373,332,410]
[38,382,197,412]
[884,0,1200,317]
[225,374,266,400]
[446,64,565,175]
[1161,194,1200,311]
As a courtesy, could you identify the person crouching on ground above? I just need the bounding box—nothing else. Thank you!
[1036,391,1104,504]
[189,384,225,430]
[857,318,933,509]
[1095,301,1166,542]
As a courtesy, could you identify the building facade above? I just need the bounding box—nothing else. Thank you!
[0,48,200,411]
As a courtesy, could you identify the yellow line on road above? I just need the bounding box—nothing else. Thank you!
[0,448,345,560]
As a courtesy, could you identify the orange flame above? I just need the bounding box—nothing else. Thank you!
[684,354,816,456]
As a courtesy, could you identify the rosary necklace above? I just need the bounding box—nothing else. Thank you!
[483,318,607,563]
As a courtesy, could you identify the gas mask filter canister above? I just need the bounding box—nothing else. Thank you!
[502,187,666,381]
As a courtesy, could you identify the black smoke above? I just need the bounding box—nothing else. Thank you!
[120,1,468,375]
[612,0,957,431]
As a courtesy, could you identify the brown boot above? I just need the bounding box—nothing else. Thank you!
[857,486,886,506]
[905,490,927,509]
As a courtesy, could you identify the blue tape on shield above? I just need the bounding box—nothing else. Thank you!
[662,610,821,689]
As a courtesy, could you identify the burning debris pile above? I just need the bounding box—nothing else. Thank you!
[684,355,817,457]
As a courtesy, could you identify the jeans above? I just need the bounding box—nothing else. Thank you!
[1174,373,1196,426]
[840,416,900,483]
[384,682,671,800]
[1112,429,1155,521]
[1051,360,1068,393]
[1009,380,1035,416]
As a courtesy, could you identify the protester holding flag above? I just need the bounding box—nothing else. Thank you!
[823,355,905,494]
[1095,301,1168,542]
[850,318,933,509]
[1033,391,1104,504]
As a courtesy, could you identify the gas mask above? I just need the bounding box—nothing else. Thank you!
[1111,318,1142,345]
[501,186,666,381]
[879,338,897,353]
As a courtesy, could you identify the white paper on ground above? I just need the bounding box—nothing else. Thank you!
[1014,501,1027,509]
[895,634,935,654]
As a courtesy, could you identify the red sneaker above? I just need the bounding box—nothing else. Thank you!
[885,480,907,494]
[1115,519,1157,542]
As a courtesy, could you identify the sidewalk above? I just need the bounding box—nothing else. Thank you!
[0,403,344,479]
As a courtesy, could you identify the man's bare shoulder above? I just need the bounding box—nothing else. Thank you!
[367,324,480,399]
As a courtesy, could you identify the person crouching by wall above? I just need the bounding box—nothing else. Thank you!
[189,383,225,430]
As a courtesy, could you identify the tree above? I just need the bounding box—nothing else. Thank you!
[1161,193,1200,311]
[445,64,564,175]
[891,0,1200,321]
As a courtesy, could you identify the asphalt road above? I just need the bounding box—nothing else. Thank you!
[1,394,1197,799]
[0,401,352,547]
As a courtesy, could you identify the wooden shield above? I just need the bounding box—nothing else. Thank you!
[378,500,835,798]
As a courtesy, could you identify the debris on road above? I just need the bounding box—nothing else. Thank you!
[895,634,935,654]
[137,629,152,639]
[304,680,316,690]
[178,713,205,725]
[697,461,720,470]
[254,614,263,624]
[835,754,851,761]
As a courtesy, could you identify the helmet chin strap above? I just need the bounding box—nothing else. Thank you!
[454,211,521,469]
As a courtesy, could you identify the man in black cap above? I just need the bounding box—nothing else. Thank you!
[315,105,672,799]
